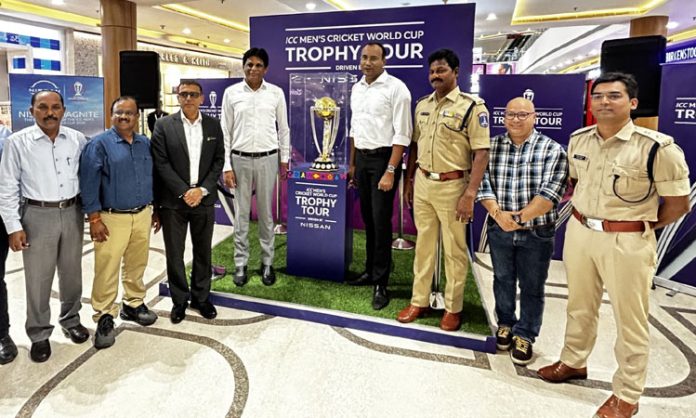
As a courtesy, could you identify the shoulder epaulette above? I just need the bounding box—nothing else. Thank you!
[570,125,595,137]
[416,94,430,104]
[634,125,674,147]
[459,92,485,105]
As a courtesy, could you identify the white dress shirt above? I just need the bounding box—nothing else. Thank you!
[220,79,290,172]
[349,70,412,150]
[0,124,86,233]
[180,110,204,187]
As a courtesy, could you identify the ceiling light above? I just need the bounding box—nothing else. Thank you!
[565,59,572,65]
[182,27,191,35]
[224,38,230,43]
[306,2,316,10]
[157,4,250,32]
[666,21,679,29]
[590,49,598,55]
[51,0,65,5]
[486,13,497,21]
[575,55,584,60]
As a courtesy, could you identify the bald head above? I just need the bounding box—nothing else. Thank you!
[504,97,536,144]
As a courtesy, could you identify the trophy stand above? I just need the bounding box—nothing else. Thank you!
[273,170,287,235]
[429,228,445,310]
[392,161,415,250]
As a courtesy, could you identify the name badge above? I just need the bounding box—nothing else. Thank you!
[573,154,587,161]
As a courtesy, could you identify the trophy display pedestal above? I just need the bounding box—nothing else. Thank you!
[310,158,338,172]
[286,164,352,282]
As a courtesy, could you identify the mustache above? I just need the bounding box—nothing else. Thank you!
[42,115,58,121]
[430,78,443,83]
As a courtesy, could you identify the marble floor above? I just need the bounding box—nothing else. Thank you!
[1,225,695,417]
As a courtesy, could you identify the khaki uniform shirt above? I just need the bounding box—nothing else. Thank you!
[413,86,490,172]
[568,120,690,221]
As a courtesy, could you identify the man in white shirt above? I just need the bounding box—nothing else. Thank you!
[0,90,89,362]
[221,47,290,287]
[151,80,225,324]
[347,42,413,310]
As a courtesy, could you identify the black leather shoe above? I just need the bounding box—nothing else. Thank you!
[120,303,158,326]
[30,339,51,363]
[261,264,276,286]
[190,299,217,319]
[233,266,248,287]
[346,272,374,286]
[61,323,89,344]
[372,285,390,310]
[0,335,18,365]
[170,303,187,324]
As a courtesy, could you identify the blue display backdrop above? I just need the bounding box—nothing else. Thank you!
[657,63,696,287]
[251,4,475,237]
[475,74,586,259]
[250,4,475,99]
[9,74,104,138]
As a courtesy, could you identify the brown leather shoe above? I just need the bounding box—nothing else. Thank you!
[440,311,461,331]
[537,361,588,383]
[396,305,429,323]
[594,395,639,418]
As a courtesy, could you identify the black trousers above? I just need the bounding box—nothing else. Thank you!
[0,218,10,337]
[160,206,215,306]
[355,150,401,286]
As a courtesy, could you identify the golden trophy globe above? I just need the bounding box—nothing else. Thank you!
[310,96,340,171]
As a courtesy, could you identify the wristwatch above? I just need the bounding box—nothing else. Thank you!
[386,164,396,174]
[512,214,523,225]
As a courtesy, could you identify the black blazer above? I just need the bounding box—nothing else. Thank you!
[151,111,225,210]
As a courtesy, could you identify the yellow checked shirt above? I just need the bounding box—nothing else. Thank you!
[568,120,690,221]
[413,86,490,172]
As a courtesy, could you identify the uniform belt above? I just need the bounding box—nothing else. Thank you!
[572,208,645,232]
[103,205,148,214]
[356,147,391,155]
[418,166,466,182]
[231,149,278,158]
[25,196,78,209]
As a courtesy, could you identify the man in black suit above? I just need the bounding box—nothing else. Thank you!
[147,100,169,134]
[151,80,225,324]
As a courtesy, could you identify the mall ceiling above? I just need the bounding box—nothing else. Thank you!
[1,0,695,72]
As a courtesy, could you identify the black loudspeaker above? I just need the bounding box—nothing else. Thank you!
[119,51,160,109]
[600,35,666,118]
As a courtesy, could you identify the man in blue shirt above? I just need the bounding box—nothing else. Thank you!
[477,97,568,365]
[80,96,160,349]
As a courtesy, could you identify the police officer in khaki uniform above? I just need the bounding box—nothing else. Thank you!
[538,72,690,418]
[397,49,490,331]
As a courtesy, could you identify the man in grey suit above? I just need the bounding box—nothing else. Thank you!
[151,80,225,324]
[0,90,89,363]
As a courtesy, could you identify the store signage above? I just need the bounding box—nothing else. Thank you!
[665,39,696,64]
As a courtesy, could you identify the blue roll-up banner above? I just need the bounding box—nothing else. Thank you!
[657,63,696,288]
[475,74,586,259]
[9,74,104,139]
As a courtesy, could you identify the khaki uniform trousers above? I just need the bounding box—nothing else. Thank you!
[91,208,152,322]
[411,170,469,313]
[561,216,657,404]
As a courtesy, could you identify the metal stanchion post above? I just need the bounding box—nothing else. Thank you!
[429,228,445,310]
[273,170,287,235]
[392,161,415,250]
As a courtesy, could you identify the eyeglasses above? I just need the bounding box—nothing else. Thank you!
[503,111,534,120]
[113,110,137,117]
[590,92,624,102]
[178,91,201,99]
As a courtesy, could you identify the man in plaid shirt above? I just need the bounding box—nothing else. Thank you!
[477,97,568,365]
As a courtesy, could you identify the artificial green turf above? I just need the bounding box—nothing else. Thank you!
[207,222,491,336]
